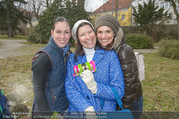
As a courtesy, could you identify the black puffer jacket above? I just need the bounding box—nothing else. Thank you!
[111,27,143,110]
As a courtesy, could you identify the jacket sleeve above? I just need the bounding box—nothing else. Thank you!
[95,51,125,101]
[65,55,92,111]
[117,45,139,109]
[32,53,51,111]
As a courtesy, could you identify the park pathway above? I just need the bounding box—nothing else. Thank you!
[0,39,28,58]
[134,46,159,53]
[0,39,158,59]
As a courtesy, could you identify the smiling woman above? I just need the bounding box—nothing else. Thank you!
[95,14,143,119]
[31,16,72,118]
[65,19,124,117]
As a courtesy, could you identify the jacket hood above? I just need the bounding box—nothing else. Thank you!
[111,27,127,51]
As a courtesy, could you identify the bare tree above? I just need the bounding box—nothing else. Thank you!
[25,0,53,22]
[72,0,76,3]
[22,2,34,28]
[31,0,43,20]
[165,0,179,39]
[25,11,33,28]
[42,0,53,9]
[115,0,119,18]
[84,0,90,11]
[77,0,85,9]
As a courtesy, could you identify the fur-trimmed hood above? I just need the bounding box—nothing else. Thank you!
[94,14,126,51]
[111,27,127,51]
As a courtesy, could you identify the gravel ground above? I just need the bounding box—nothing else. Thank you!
[0,39,29,58]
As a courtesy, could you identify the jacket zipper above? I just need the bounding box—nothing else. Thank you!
[52,89,55,106]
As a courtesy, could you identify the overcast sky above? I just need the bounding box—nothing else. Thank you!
[20,0,107,13]
[85,0,108,12]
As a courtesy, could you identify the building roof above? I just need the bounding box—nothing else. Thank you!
[93,0,133,14]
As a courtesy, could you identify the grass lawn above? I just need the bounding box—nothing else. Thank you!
[0,35,28,40]
[141,53,179,111]
[0,43,178,117]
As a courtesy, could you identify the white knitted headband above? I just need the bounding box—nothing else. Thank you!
[72,20,94,41]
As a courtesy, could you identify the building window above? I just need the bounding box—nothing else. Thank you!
[168,2,171,8]
[169,13,172,17]
[160,2,165,8]
[177,6,179,13]
[164,2,169,9]
[155,3,159,7]
[121,14,125,20]
[166,20,170,24]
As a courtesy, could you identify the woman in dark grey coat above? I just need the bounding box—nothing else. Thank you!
[95,14,143,119]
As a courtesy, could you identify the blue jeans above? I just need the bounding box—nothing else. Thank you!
[131,95,143,119]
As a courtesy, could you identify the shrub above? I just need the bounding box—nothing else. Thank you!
[27,28,41,44]
[126,34,153,49]
[158,40,179,60]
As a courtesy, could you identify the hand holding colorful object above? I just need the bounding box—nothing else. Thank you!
[73,60,97,77]
[80,70,97,94]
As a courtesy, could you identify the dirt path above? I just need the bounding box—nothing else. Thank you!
[0,39,28,58]
[134,46,158,53]
[0,39,158,59]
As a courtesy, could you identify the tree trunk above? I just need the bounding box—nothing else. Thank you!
[29,20,33,28]
[115,0,119,18]
[46,0,49,8]
[77,0,84,9]
[177,16,179,40]
[29,21,33,28]
[72,0,76,3]
[7,16,14,37]
[8,23,14,37]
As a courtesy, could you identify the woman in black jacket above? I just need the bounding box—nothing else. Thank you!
[95,14,143,119]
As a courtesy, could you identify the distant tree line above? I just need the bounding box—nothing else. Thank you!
[0,0,178,41]
[0,0,87,42]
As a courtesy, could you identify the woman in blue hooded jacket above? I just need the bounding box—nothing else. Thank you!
[65,20,124,113]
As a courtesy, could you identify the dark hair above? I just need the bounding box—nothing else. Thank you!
[74,22,101,62]
[52,17,71,31]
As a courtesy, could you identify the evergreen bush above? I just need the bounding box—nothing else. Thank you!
[158,40,179,60]
[27,28,41,44]
[126,34,153,49]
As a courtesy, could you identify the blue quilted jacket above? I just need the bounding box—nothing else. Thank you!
[33,37,68,113]
[65,49,124,112]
